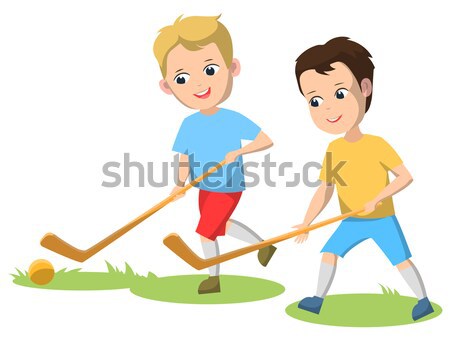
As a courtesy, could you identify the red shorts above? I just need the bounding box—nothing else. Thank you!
[196,190,242,241]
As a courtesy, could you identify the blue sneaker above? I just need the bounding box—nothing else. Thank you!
[298,296,324,314]
[412,297,434,321]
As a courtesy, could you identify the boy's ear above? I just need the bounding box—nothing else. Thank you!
[230,58,241,77]
[361,78,372,97]
[159,80,173,95]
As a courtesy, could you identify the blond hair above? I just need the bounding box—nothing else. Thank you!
[153,15,233,77]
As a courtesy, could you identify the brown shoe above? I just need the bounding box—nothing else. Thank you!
[258,245,277,267]
[198,276,221,294]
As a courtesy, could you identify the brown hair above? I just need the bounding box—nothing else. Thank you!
[295,37,375,112]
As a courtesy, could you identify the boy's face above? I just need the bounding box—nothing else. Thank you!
[299,62,372,135]
[160,43,239,110]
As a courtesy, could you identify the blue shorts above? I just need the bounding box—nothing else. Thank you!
[321,215,412,266]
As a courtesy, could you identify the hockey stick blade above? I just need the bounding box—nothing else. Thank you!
[40,233,90,262]
[163,233,207,269]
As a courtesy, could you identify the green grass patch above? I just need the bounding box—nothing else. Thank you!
[12,262,156,290]
[12,263,284,304]
[131,274,285,304]
[285,286,442,327]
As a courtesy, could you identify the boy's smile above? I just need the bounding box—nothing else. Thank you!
[300,62,370,135]
[194,87,211,99]
[327,115,343,123]
[160,43,240,112]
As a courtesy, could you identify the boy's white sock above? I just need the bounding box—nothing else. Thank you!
[201,240,220,276]
[399,263,427,300]
[315,262,336,298]
[227,219,263,244]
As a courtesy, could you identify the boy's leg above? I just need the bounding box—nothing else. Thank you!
[397,259,433,320]
[316,252,338,297]
[372,216,433,320]
[298,253,337,314]
[200,236,220,277]
[226,219,263,243]
[298,218,365,314]
[397,259,426,299]
[226,219,277,267]
[198,235,221,294]
[196,190,240,294]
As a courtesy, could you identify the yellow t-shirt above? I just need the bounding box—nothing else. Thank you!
[319,134,403,219]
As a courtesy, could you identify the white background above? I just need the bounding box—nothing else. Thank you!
[1,0,449,338]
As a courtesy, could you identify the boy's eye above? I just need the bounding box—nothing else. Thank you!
[203,64,220,76]
[335,88,348,99]
[310,96,323,107]
[174,73,190,85]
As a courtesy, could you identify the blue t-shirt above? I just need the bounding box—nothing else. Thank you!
[172,108,261,192]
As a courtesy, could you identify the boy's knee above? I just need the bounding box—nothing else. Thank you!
[396,259,412,271]
[225,220,233,232]
[200,235,214,243]
[322,252,338,266]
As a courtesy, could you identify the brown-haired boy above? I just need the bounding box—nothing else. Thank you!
[292,37,433,320]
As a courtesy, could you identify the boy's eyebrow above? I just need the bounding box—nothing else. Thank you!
[204,59,213,62]
[175,68,184,73]
[334,82,344,86]
[306,90,316,95]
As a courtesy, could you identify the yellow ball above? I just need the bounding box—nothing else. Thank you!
[29,259,55,285]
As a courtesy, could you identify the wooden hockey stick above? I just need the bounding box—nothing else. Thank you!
[41,160,226,262]
[163,208,366,269]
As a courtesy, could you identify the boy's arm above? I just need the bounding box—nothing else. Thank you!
[292,181,335,243]
[171,153,190,201]
[364,164,413,213]
[225,131,273,164]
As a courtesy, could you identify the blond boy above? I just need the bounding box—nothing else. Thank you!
[153,15,276,294]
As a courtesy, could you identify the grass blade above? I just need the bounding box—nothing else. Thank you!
[379,284,388,295]
[125,263,134,277]
[105,261,115,273]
